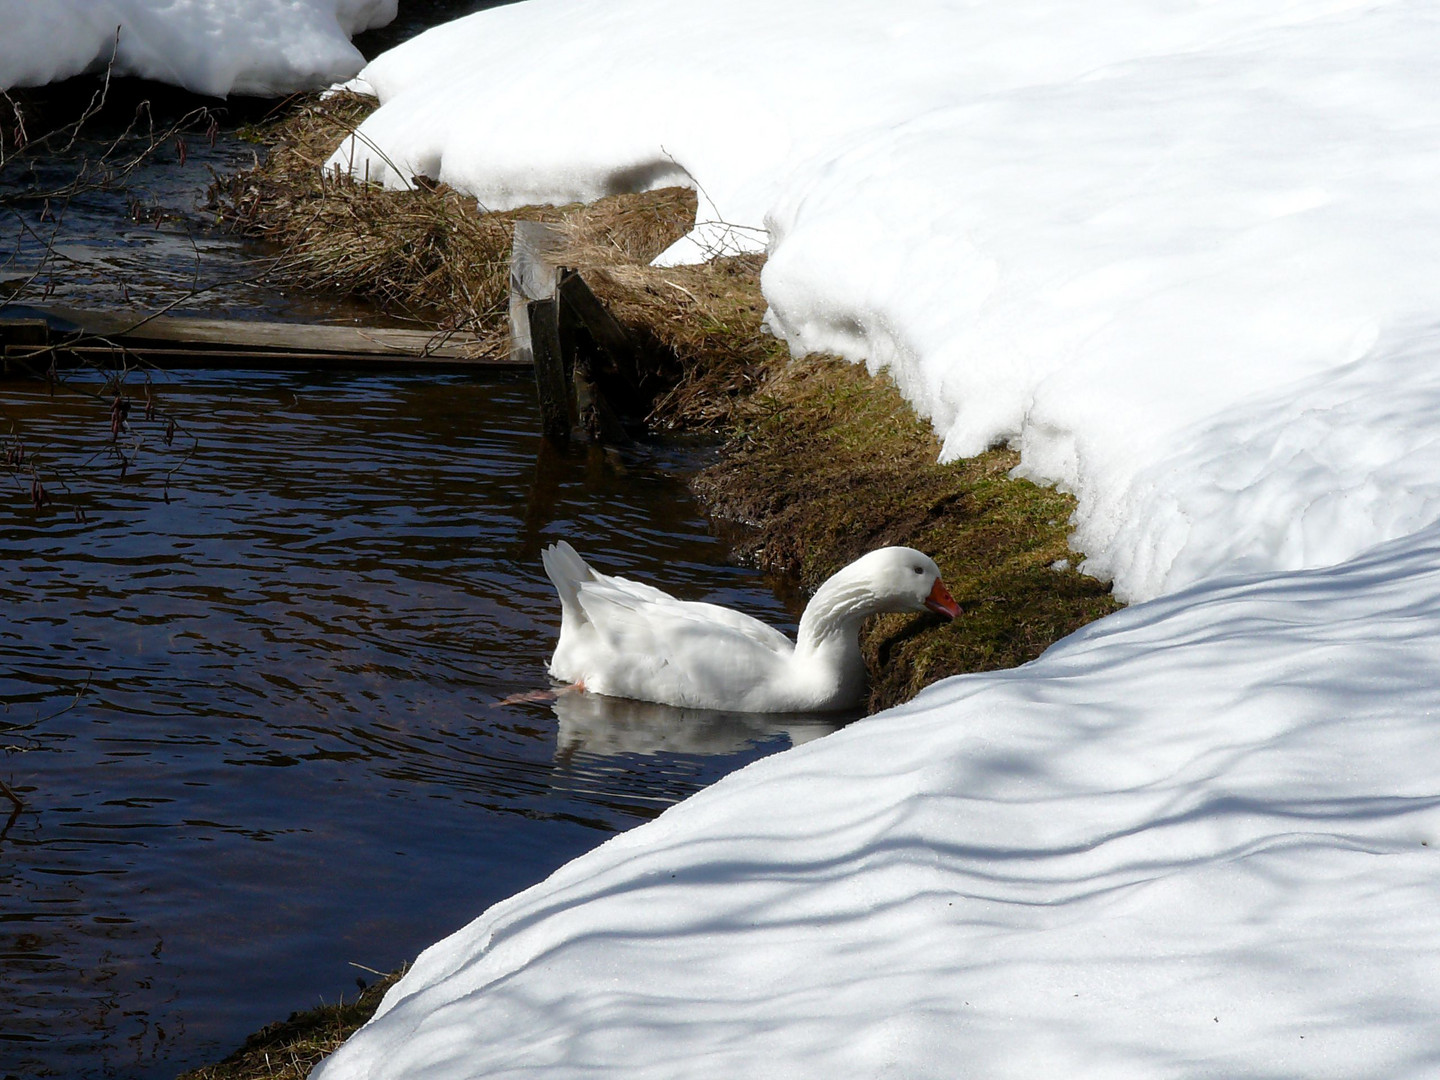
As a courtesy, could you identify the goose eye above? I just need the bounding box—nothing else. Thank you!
[912,566,924,575]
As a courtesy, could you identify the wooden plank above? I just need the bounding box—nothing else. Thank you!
[0,304,527,371]
[51,345,512,371]
[34,306,485,359]
[558,269,643,390]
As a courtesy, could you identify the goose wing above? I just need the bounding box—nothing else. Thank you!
[577,574,795,656]
[544,542,799,709]
[571,579,795,708]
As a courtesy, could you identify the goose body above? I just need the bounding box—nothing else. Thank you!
[542,541,959,713]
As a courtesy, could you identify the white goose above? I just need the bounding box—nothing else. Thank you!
[542,541,960,713]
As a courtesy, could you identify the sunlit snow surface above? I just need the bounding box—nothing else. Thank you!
[317,522,1440,1079]
[311,2,1440,1076]
[0,0,396,96]
[308,3,1440,1076]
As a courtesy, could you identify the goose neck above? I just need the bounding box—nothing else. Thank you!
[796,572,874,653]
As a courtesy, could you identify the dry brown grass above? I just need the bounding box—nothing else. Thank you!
[215,91,782,415]
[213,92,698,357]
[218,91,532,332]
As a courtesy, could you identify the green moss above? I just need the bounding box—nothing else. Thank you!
[693,356,1121,713]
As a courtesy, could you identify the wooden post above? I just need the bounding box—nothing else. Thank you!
[510,221,642,445]
[528,297,573,443]
[509,220,567,367]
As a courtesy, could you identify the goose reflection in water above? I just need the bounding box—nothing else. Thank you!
[549,687,850,761]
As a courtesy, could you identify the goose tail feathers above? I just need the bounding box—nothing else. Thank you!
[542,540,596,620]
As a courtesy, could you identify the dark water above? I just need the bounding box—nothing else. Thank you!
[0,7,837,1076]
[0,370,841,1078]
[0,83,372,324]
[0,0,515,325]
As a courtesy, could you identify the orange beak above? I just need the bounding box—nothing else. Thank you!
[924,578,961,619]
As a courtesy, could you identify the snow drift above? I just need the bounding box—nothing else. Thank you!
[0,0,396,97]
[328,0,1440,603]
[307,2,1440,1076]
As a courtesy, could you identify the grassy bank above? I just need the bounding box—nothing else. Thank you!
[184,92,1121,1075]
[694,357,1118,711]
[178,972,401,1080]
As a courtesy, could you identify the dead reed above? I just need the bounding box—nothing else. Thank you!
[212,92,704,364]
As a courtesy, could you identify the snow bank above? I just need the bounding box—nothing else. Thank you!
[328,0,1440,602]
[326,0,1336,254]
[762,3,1440,602]
[0,0,396,97]
[314,522,1440,1080]
[299,5,1440,1075]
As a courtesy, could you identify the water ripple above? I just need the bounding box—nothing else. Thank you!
[0,369,830,1078]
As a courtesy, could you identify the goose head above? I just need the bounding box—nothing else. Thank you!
[800,546,961,643]
[795,546,960,664]
[846,546,962,618]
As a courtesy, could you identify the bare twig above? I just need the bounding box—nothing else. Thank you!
[0,780,21,839]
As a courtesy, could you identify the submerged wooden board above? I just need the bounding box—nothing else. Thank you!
[0,305,523,369]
